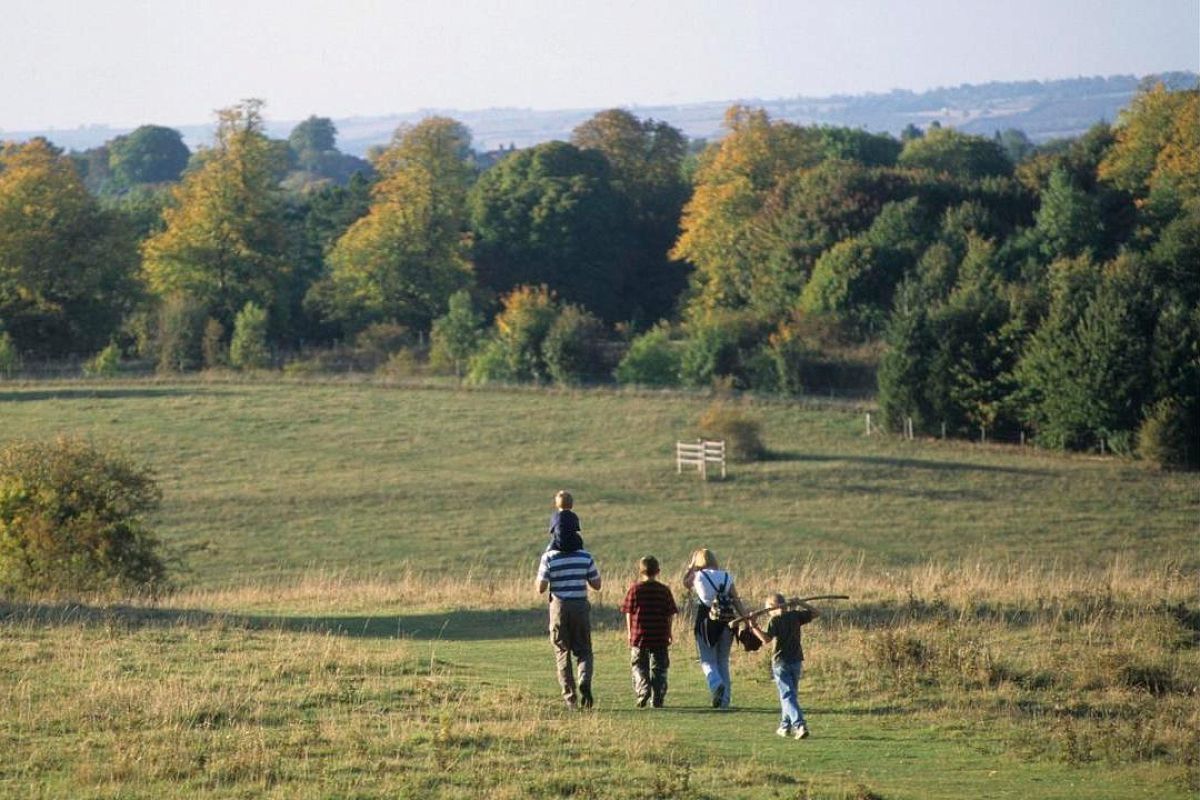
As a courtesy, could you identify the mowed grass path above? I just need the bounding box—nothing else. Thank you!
[2,379,1197,798]
[2,379,1195,585]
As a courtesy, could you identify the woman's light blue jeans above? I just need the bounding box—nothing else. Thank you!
[771,660,806,729]
[695,627,732,707]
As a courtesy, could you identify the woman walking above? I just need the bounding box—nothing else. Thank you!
[682,548,748,708]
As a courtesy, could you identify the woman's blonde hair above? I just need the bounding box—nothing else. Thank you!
[690,548,719,569]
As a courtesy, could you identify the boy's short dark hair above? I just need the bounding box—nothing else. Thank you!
[639,556,660,577]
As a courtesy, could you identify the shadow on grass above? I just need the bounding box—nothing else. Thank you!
[0,387,224,403]
[0,600,628,642]
[765,451,1049,476]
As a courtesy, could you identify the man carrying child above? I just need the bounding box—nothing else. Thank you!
[537,490,601,709]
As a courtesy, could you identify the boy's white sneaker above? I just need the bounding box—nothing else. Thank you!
[775,726,790,738]
[792,724,810,739]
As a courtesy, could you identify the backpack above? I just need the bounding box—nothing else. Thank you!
[701,571,736,624]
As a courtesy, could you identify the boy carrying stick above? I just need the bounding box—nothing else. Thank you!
[749,593,820,739]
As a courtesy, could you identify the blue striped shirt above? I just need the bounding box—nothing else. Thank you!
[537,548,600,600]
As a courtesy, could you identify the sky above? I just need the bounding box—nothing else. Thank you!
[1,0,1197,131]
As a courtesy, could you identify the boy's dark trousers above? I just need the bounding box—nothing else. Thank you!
[630,645,670,706]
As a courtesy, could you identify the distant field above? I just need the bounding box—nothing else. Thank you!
[1,378,1197,799]
[1,378,1195,587]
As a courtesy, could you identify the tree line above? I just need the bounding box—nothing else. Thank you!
[0,84,1196,466]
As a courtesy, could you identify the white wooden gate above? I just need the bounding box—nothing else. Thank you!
[676,439,726,480]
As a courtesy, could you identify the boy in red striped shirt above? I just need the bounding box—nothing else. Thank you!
[619,556,679,707]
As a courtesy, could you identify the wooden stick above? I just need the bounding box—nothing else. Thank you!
[729,594,850,626]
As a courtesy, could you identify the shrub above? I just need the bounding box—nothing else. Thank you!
[377,348,422,378]
[466,338,515,385]
[542,305,607,386]
[494,285,559,382]
[1138,398,1197,470]
[697,402,766,461]
[201,318,227,368]
[355,322,412,361]
[614,324,680,387]
[82,342,121,377]
[679,318,741,388]
[156,294,206,373]
[230,302,271,370]
[0,332,21,378]
[0,437,166,596]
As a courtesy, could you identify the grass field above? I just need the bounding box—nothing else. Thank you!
[1,378,1197,798]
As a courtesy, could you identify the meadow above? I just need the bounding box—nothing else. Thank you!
[1,378,1197,799]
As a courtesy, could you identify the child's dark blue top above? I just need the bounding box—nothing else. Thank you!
[547,509,583,553]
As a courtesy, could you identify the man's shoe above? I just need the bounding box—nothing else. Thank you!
[792,724,810,739]
[579,682,594,709]
[636,693,650,708]
[651,696,664,708]
[710,684,725,708]
[776,726,791,738]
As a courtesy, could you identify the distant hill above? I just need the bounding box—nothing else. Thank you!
[5,72,1196,156]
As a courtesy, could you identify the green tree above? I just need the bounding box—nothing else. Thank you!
[470,141,629,320]
[0,332,20,378]
[288,116,337,166]
[316,117,474,333]
[0,139,139,356]
[1016,255,1155,451]
[878,282,936,431]
[82,342,121,377]
[155,293,206,373]
[108,125,190,186]
[571,109,690,321]
[141,100,289,330]
[429,289,483,377]
[229,301,270,369]
[542,304,607,385]
[898,127,1013,180]
[614,323,680,387]
[1034,168,1103,261]
[818,127,902,167]
[798,198,931,334]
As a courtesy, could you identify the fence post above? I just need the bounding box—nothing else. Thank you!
[1019,430,1025,447]
[941,421,946,440]
[865,413,872,436]
[980,425,986,444]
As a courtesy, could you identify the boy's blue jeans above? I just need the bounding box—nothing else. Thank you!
[771,660,806,729]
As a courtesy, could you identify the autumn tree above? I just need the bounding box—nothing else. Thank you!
[141,100,290,332]
[313,117,474,333]
[671,106,824,318]
[1099,85,1199,207]
[0,138,138,356]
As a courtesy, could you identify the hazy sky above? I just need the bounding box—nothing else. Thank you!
[2,0,1197,131]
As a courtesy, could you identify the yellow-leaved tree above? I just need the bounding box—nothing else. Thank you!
[141,100,289,328]
[670,106,822,318]
[313,117,475,333]
[0,138,137,356]
[1099,84,1200,212]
